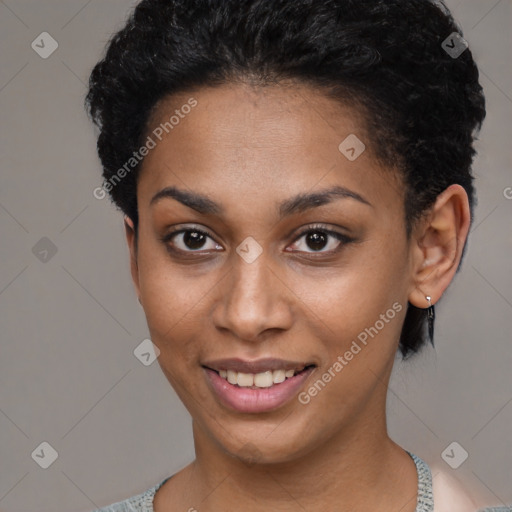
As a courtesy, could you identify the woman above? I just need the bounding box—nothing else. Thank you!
[85,0,507,510]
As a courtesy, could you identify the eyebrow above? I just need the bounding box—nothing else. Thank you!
[150,184,372,218]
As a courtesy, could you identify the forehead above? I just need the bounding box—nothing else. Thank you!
[144,82,369,157]
[138,82,403,214]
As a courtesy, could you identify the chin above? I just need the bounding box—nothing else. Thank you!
[204,412,332,467]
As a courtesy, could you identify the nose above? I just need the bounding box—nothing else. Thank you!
[212,247,294,343]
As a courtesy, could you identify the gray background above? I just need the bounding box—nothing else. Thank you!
[0,0,511,510]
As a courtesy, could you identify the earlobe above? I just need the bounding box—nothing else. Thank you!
[408,184,471,308]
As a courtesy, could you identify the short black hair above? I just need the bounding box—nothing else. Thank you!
[85,0,486,358]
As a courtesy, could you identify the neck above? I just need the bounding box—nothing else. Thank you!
[177,392,417,511]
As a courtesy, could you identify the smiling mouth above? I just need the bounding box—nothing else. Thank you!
[205,365,316,389]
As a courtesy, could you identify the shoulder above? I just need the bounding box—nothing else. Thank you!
[430,465,477,512]
[430,465,511,512]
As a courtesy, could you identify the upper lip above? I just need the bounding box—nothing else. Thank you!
[202,358,315,374]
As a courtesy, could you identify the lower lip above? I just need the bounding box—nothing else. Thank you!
[204,367,315,413]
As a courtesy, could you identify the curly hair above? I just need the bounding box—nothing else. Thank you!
[85,0,486,358]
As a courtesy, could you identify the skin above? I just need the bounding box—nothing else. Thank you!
[123,82,471,511]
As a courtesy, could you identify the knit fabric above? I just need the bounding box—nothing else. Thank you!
[408,452,434,511]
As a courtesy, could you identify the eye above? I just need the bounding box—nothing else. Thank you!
[160,223,352,257]
[287,224,352,255]
[160,225,222,254]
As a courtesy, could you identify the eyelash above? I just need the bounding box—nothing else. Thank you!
[160,223,352,258]
[289,224,353,255]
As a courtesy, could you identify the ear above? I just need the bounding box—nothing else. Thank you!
[408,184,471,308]
[124,215,142,303]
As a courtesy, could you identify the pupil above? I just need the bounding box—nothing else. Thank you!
[184,231,205,249]
[307,231,327,251]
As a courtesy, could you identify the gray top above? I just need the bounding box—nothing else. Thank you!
[92,452,510,512]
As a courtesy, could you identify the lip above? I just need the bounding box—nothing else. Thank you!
[202,357,312,374]
[203,361,316,413]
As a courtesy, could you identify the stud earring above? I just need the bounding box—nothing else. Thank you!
[426,295,435,345]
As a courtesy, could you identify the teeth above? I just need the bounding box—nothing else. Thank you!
[273,369,286,383]
[254,371,273,388]
[237,372,254,387]
[217,367,306,387]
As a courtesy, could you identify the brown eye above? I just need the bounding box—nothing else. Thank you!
[288,224,352,254]
[179,230,208,250]
[161,226,222,253]
[303,231,329,251]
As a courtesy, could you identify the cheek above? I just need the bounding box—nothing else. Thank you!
[135,239,214,358]
[297,239,407,326]
[290,256,408,422]
[288,240,409,382]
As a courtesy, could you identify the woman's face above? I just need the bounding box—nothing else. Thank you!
[128,82,416,463]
